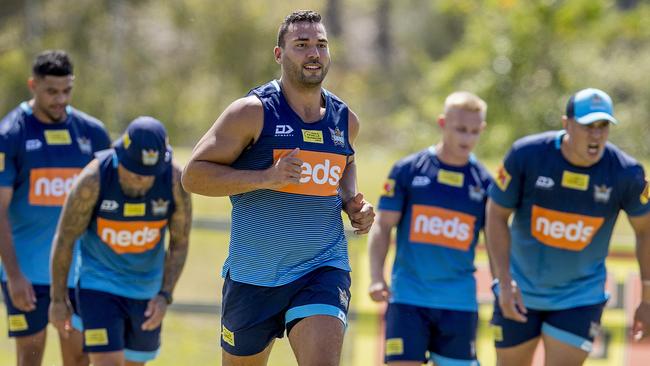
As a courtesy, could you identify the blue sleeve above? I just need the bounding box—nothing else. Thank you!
[487,145,524,209]
[620,165,650,217]
[91,122,111,152]
[377,161,408,212]
[0,127,18,187]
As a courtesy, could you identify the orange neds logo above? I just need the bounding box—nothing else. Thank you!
[409,205,476,251]
[29,168,82,206]
[273,149,347,197]
[97,217,168,254]
[531,205,604,251]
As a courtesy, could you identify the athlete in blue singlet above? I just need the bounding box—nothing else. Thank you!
[48,117,192,366]
[0,50,110,366]
[368,92,490,366]
[486,88,650,366]
[182,10,374,366]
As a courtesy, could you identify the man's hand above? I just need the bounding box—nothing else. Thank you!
[142,295,168,331]
[343,193,375,235]
[7,273,36,312]
[265,148,303,189]
[368,279,390,302]
[498,280,528,323]
[633,302,650,341]
[49,299,73,339]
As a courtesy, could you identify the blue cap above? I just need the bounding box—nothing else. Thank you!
[114,116,172,176]
[566,88,618,125]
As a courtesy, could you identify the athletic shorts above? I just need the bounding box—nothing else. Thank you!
[77,288,160,362]
[1,283,81,337]
[491,294,606,352]
[220,266,351,356]
[384,303,479,365]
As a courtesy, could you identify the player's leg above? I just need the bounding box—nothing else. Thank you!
[491,295,544,366]
[123,297,163,365]
[77,289,127,366]
[220,273,290,366]
[430,309,480,366]
[383,303,430,366]
[59,288,89,366]
[286,266,351,366]
[88,351,124,366]
[2,283,50,366]
[540,301,606,366]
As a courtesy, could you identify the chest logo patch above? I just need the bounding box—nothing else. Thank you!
[535,176,555,189]
[593,185,612,203]
[531,205,604,251]
[100,200,119,212]
[273,149,346,196]
[97,217,168,254]
[29,168,81,206]
[0,152,4,172]
[25,139,43,151]
[437,169,464,188]
[77,137,93,155]
[275,124,294,136]
[469,185,485,202]
[409,205,476,251]
[411,176,431,187]
[328,127,345,147]
[302,129,324,144]
[44,130,72,145]
[561,171,590,191]
[123,203,146,217]
[151,199,170,216]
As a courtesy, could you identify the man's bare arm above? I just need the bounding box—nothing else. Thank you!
[368,210,401,302]
[629,212,650,339]
[50,161,100,302]
[182,96,302,197]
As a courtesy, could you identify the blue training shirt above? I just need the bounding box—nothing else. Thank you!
[379,147,492,311]
[0,102,111,286]
[223,80,354,287]
[78,151,174,299]
[488,130,650,310]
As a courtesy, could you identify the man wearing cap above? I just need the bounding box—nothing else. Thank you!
[48,117,192,366]
[486,88,650,366]
[0,50,111,366]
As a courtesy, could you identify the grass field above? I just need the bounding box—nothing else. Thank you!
[0,148,646,365]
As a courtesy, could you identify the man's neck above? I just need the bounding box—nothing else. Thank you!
[28,99,66,124]
[279,78,324,123]
[435,143,469,167]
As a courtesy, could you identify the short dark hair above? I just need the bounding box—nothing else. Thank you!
[32,50,73,77]
[277,10,322,48]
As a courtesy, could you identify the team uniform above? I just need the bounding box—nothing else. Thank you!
[220,80,354,356]
[76,150,173,362]
[0,102,110,337]
[488,130,650,351]
[378,147,491,365]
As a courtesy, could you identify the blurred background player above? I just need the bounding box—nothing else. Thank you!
[0,50,111,366]
[486,88,650,366]
[368,92,490,366]
[182,10,374,366]
[49,117,192,366]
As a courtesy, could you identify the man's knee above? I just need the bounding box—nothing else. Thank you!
[15,330,47,365]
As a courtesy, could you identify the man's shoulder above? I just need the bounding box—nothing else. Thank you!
[68,107,107,131]
[0,105,26,136]
[602,143,644,177]
[508,130,559,159]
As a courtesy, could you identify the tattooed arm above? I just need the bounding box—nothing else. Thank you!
[49,160,100,337]
[142,163,192,330]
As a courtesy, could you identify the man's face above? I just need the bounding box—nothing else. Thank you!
[563,118,610,166]
[118,165,155,198]
[440,108,485,161]
[29,75,74,122]
[275,21,330,88]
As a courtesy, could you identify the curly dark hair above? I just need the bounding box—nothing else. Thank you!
[277,10,322,48]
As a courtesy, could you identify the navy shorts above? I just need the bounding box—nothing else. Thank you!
[1,282,80,337]
[491,295,606,352]
[384,303,479,365]
[221,266,351,356]
[77,288,161,362]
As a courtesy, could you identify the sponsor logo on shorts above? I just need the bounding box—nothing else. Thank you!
[84,328,109,346]
[531,205,604,251]
[385,338,404,356]
[328,127,345,147]
[409,205,476,251]
[589,321,601,338]
[25,139,43,151]
[641,177,649,204]
[302,129,324,144]
[272,149,346,197]
[97,217,168,254]
[123,203,146,217]
[593,185,612,203]
[44,129,72,145]
[492,325,503,342]
[222,325,235,347]
[29,168,81,206]
[535,176,555,189]
[8,314,28,332]
[275,124,294,137]
[338,287,350,310]
[437,169,464,187]
[561,171,590,191]
[495,164,511,191]
[382,179,395,197]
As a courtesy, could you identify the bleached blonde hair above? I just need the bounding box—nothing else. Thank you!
[444,91,487,120]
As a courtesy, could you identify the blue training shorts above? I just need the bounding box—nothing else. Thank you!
[384,303,479,366]
[77,288,161,362]
[491,294,606,352]
[1,283,81,337]
[220,266,351,356]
